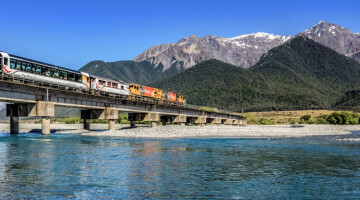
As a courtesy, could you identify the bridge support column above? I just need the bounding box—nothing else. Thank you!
[180,122,185,126]
[207,118,222,125]
[151,121,157,128]
[109,119,116,131]
[223,119,234,125]
[81,108,118,131]
[130,121,136,128]
[128,113,159,128]
[160,114,187,126]
[83,119,90,131]
[201,123,205,127]
[10,116,19,135]
[7,101,54,135]
[41,117,50,135]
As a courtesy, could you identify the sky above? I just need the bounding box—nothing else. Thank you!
[1,0,360,70]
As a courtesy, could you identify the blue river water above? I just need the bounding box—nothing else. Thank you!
[0,132,360,199]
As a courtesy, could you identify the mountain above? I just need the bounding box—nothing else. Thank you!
[151,37,360,112]
[334,89,360,111]
[79,60,184,85]
[297,21,360,63]
[80,21,360,84]
[134,33,290,70]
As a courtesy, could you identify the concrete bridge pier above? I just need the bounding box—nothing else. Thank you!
[128,112,159,128]
[7,101,54,135]
[41,117,51,135]
[151,122,157,128]
[109,119,116,131]
[81,108,118,131]
[161,114,187,126]
[186,116,206,126]
[130,120,136,128]
[223,119,234,125]
[83,119,91,131]
[10,116,19,135]
[207,118,222,125]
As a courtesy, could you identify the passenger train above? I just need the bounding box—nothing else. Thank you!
[0,51,185,106]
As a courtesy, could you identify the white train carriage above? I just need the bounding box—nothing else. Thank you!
[0,51,90,91]
[90,75,130,96]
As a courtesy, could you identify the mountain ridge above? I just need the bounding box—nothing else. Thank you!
[150,36,360,112]
[133,21,360,71]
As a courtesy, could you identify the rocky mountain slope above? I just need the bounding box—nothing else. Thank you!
[297,21,360,63]
[134,33,290,70]
[134,21,360,72]
[151,37,360,112]
[81,21,360,84]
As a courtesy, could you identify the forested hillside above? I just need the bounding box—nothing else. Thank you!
[80,60,184,85]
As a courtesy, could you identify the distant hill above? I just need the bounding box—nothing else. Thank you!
[151,37,360,112]
[334,89,360,111]
[79,60,184,85]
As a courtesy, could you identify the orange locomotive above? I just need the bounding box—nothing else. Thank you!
[129,83,185,106]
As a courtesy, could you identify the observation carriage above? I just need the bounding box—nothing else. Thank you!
[0,51,186,106]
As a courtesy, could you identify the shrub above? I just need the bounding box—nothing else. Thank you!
[300,114,312,122]
[259,118,275,125]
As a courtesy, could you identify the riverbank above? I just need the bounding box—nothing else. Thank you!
[1,123,360,138]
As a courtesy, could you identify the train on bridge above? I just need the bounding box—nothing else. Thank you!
[0,51,185,106]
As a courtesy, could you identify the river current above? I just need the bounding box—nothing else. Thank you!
[0,132,359,199]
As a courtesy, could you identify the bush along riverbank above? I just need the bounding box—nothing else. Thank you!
[299,111,360,125]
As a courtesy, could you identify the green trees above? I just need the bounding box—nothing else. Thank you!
[299,111,360,125]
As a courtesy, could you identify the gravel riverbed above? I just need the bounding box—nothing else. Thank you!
[1,123,360,138]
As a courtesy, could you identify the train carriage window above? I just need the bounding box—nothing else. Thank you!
[68,73,75,81]
[31,64,36,73]
[75,74,82,82]
[26,63,31,72]
[4,58,8,65]
[16,61,21,70]
[60,71,67,79]
[35,66,41,74]
[51,69,59,78]
[112,83,118,88]
[121,85,124,90]
[107,82,111,87]
[99,80,105,86]
[42,66,50,76]
[21,62,27,71]
[10,60,16,69]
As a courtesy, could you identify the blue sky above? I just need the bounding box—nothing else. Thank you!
[1,0,359,70]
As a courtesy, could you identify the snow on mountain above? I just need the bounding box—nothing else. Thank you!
[297,21,360,62]
[133,21,360,71]
[134,33,290,70]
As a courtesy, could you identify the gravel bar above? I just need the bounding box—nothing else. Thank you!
[1,123,360,138]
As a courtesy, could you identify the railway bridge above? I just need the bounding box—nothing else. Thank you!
[0,74,246,135]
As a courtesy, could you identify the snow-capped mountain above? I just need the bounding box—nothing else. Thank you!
[134,21,360,71]
[134,33,290,70]
[297,21,360,63]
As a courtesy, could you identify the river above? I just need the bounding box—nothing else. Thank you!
[0,132,359,199]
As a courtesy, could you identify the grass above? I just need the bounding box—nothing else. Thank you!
[248,110,340,124]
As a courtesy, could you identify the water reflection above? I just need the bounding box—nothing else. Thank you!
[0,134,359,199]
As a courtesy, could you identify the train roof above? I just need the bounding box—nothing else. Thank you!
[9,54,81,74]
